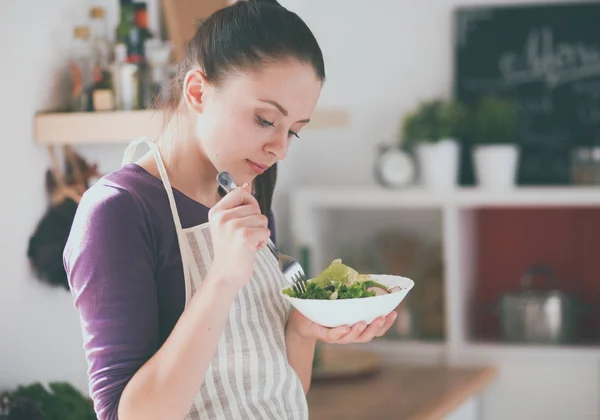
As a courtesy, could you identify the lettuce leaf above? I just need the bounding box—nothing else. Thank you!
[282,259,380,300]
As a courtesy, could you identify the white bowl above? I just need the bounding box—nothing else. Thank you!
[281,274,414,328]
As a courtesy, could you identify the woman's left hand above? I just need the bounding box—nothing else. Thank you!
[287,309,397,344]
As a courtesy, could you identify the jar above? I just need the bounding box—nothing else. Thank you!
[571,147,593,185]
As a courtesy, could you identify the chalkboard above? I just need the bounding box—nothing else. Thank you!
[454,2,600,185]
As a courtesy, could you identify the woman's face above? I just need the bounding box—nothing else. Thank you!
[188,59,323,185]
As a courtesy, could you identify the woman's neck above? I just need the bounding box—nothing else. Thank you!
[145,117,222,208]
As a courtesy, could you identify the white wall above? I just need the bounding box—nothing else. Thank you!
[0,0,102,396]
[1,0,597,419]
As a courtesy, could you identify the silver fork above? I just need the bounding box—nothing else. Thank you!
[216,171,308,294]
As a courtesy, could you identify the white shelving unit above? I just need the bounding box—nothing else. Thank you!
[289,186,600,364]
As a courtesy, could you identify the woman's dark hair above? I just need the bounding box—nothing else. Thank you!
[160,0,325,216]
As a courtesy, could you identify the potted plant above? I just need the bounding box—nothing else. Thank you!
[0,382,95,420]
[470,96,519,189]
[402,99,467,190]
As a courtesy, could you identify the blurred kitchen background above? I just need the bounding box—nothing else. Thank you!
[2,0,600,419]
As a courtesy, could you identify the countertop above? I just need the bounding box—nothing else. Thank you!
[306,349,496,420]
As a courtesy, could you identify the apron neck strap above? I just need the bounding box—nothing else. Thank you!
[121,137,193,302]
[121,137,185,233]
[121,137,152,167]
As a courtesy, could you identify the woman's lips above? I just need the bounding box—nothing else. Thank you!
[247,159,268,174]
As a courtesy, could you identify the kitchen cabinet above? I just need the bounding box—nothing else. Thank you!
[290,186,600,419]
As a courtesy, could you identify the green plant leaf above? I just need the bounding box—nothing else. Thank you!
[470,96,518,145]
[402,99,468,145]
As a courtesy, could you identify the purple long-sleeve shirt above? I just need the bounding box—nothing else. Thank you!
[63,163,276,420]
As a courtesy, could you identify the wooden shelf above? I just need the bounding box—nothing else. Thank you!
[35,110,159,145]
[34,108,350,145]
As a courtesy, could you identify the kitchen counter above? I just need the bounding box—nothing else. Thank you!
[306,353,496,420]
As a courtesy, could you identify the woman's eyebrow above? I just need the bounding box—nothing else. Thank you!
[258,99,311,123]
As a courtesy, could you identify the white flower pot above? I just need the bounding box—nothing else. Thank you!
[415,139,459,190]
[473,144,519,189]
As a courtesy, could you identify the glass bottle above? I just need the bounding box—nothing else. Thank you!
[89,7,111,70]
[132,2,154,108]
[133,2,153,60]
[145,40,172,107]
[69,26,93,112]
[89,7,114,111]
[112,43,139,111]
[116,0,136,53]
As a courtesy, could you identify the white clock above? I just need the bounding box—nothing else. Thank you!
[374,145,416,188]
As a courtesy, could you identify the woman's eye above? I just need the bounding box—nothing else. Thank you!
[257,115,299,138]
[256,116,275,127]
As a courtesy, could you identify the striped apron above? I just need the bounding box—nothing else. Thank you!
[122,138,308,420]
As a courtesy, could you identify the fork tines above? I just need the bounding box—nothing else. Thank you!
[291,273,307,294]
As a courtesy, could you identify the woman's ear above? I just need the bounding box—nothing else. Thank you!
[182,69,208,113]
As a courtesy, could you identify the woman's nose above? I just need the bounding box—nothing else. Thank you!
[264,131,289,160]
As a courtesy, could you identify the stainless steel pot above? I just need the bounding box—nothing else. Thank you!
[498,265,583,344]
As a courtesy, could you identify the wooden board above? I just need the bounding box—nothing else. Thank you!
[161,0,229,62]
[307,362,497,420]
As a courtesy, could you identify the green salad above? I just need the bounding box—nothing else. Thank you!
[282,259,394,300]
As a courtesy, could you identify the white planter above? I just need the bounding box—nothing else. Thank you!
[473,144,519,189]
[415,139,459,190]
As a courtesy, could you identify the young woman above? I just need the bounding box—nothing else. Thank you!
[64,1,397,419]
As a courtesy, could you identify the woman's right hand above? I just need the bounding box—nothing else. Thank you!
[208,184,270,289]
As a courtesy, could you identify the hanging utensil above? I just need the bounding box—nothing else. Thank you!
[27,146,90,290]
